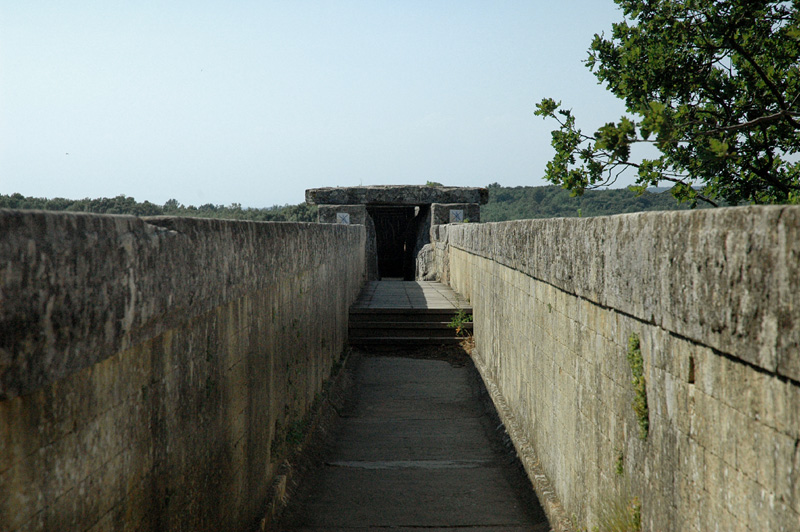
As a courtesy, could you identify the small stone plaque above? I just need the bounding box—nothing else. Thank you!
[450,209,464,223]
[336,212,351,225]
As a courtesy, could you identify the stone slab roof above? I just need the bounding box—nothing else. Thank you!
[305,185,489,205]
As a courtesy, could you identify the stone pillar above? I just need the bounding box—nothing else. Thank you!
[317,205,378,280]
[317,205,368,225]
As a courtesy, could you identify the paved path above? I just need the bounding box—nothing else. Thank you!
[351,280,471,310]
[276,353,550,531]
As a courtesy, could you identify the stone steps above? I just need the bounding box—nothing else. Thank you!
[348,308,472,346]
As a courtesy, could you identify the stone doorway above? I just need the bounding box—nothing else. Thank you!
[306,185,488,281]
[367,206,416,280]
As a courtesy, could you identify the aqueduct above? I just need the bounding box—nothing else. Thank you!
[1,187,799,531]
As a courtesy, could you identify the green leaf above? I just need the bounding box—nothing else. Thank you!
[535,98,560,118]
[708,138,729,157]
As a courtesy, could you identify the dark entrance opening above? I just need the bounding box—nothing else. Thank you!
[367,205,426,280]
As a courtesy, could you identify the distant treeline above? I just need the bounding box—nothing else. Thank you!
[2,184,710,224]
[481,183,712,222]
[0,193,317,222]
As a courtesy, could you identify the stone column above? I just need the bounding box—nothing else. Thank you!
[317,204,378,280]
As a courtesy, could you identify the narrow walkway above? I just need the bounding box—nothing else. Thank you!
[276,353,549,531]
[276,282,549,531]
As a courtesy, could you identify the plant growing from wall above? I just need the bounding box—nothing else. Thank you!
[615,449,625,477]
[448,309,475,353]
[627,333,649,440]
[448,309,473,337]
[595,494,642,532]
[578,497,642,532]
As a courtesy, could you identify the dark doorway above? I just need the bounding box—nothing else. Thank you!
[367,206,416,279]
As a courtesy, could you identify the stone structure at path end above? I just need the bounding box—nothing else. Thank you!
[306,185,487,281]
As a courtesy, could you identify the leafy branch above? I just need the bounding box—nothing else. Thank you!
[535,0,800,207]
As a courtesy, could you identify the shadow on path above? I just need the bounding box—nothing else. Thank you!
[273,346,550,531]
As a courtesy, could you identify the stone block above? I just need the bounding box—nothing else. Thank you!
[317,204,368,225]
[305,185,489,205]
[430,203,481,225]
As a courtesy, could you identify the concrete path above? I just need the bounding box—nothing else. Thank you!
[276,353,550,531]
[351,280,471,310]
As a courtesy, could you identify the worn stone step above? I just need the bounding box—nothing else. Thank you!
[350,321,472,330]
[350,328,462,339]
[348,337,465,346]
[349,309,472,324]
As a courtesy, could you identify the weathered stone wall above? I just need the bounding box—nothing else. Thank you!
[415,223,449,281]
[0,211,365,531]
[433,206,800,531]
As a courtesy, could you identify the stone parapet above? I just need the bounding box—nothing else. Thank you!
[0,210,366,531]
[431,205,800,532]
[445,206,800,382]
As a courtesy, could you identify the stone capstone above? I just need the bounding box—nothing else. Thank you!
[305,185,489,206]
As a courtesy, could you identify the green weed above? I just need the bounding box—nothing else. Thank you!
[448,309,473,337]
[627,333,649,440]
[615,449,625,476]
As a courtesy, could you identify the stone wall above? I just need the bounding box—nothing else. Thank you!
[0,211,365,531]
[432,206,800,531]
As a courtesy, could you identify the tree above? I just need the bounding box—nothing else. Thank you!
[163,199,181,212]
[535,0,800,206]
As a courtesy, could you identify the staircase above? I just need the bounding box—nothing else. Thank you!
[347,281,473,347]
[349,308,472,346]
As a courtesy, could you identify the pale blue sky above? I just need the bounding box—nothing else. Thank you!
[1,1,630,207]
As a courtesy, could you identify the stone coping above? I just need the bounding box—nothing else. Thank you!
[441,205,800,382]
[0,210,365,398]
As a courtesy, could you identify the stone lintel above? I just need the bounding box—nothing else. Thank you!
[305,185,489,206]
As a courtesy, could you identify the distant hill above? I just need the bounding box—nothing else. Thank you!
[481,184,710,222]
[0,193,317,222]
